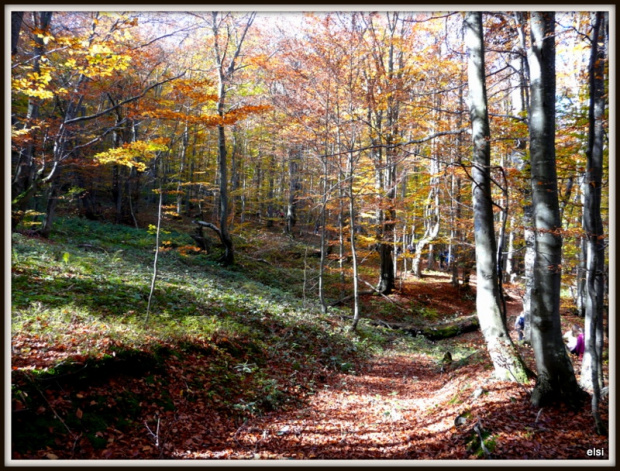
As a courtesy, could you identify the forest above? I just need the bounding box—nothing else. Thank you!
[10,8,611,462]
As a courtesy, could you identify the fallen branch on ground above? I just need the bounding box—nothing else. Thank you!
[358,279,408,311]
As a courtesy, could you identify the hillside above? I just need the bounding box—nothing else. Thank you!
[10,217,609,460]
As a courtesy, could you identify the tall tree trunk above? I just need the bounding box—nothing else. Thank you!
[216,122,234,265]
[508,11,535,343]
[576,210,588,317]
[11,11,24,56]
[527,11,585,407]
[464,11,530,383]
[504,216,516,282]
[451,51,466,288]
[209,11,255,265]
[348,151,361,331]
[450,175,462,287]
[265,152,275,228]
[285,147,300,235]
[176,123,189,214]
[317,156,329,314]
[11,12,53,231]
[580,11,607,435]
[230,126,243,222]
[373,18,400,296]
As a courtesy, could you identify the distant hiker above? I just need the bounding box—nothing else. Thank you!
[568,325,585,359]
[574,329,585,358]
[439,250,446,269]
[514,313,525,341]
[313,219,321,235]
[439,250,450,270]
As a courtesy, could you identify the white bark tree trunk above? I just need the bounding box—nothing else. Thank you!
[464,11,530,383]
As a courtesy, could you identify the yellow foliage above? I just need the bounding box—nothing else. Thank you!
[93,140,169,171]
[12,70,55,99]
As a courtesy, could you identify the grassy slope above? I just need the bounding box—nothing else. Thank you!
[10,217,393,458]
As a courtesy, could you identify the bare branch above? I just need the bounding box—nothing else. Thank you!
[193,220,222,238]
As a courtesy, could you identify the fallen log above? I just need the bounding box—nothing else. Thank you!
[366,314,480,341]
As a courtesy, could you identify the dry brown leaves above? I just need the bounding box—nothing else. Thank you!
[11,275,610,461]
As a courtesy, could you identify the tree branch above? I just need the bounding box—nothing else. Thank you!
[193,220,222,238]
[63,73,185,125]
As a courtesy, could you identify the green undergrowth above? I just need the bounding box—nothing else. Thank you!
[11,217,407,456]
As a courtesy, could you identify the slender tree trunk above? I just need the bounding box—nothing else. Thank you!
[266,152,275,228]
[521,205,535,343]
[285,148,300,235]
[11,11,24,56]
[11,12,53,231]
[216,122,234,265]
[230,127,242,221]
[580,12,607,435]
[451,55,466,288]
[318,157,329,314]
[145,184,164,325]
[450,175,462,287]
[576,214,587,317]
[348,151,361,331]
[511,10,535,343]
[176,123,189,214]
[465,11,530,383]
[411,186,440,277]
[528,11,585,407]
[209,11,255,265]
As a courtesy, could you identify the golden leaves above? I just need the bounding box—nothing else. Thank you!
[12,70,55,99]
[93,139,169,171]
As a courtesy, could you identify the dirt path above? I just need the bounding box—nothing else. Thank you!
[185,343,494,460]
[175,280,608,461]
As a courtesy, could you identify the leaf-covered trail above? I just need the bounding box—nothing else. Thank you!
[176,278,609,461]
[179,334,607,460]
[179,346,482,459]
[128,277,610,460]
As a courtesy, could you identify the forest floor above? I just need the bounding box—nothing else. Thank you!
[191,277,607,461]
[10,218,610,462]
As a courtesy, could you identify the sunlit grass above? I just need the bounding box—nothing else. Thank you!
[11,217,386,382]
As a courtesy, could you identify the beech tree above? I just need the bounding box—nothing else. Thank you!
[209,11,256,265]
[580,11,607,434]
[527,11,585,407]
[464,11,529,382]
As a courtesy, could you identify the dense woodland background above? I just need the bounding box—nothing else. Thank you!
[10,9,611,461]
